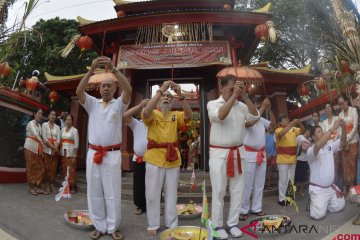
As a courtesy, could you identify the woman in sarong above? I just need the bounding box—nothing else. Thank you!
[60,114,79,193]
[24,109,45,195]
[42,109,61,193]
[338,95,359,196]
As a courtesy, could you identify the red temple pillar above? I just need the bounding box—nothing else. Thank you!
[269,92,288,119]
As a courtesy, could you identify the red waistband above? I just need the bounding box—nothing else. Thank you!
[310,182,344,198]
[277,146,297,156]
[147,140,179,162]
[210,144,242,177]
[244,145,266,165]
[89,143,121,164]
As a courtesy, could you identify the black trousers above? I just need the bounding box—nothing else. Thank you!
[132,161,146,211]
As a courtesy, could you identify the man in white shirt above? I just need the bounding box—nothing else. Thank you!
[239,98,276,221]
[207,75,259,239]
[302,119,346,220]
[123,99,149,215]
[76,56,132,240]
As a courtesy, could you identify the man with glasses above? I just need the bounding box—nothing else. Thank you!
[142,80,192,236]
[76,56,132,240]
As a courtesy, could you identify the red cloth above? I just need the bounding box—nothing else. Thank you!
[60,138,74,149]
[244,145,266,165]
[26,136,43,155]
[88,143,121,164]
[310,182,344,198]
[210,145,242,177]
[147,140,179,162]
[134,152,144,163]
[277,146,297,156]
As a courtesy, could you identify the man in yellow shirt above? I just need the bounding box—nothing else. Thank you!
[142,80,192,236]
[275,113,304,206]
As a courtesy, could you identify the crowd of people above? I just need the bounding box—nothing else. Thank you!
[23,57,359,239]
[24,109,79,195]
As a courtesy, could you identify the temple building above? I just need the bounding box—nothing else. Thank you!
[45,0,314,171]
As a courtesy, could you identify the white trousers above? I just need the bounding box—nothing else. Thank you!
[277,163,296,202]
[239,162,266,214]
[145,163,179,231]
[86,149,122,234]
[209,153,243,228]
[309,185,345,220]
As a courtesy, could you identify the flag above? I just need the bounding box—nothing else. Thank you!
[190,168,197,192]
[55,167,71,201]
[200,180,219,238]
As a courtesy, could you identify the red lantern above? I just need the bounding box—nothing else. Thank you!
[49,91,59,103]
[26,77,38,93]
[223,3,232,10]
[254,24,269,42]
[315,78,326,91]
[298,85,309,96]
[77,36,93,52]
[0,62,10,78]
[117,10,126,18]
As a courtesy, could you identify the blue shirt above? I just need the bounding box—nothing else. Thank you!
[265,133,276,157]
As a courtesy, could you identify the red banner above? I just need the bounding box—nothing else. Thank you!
[117,41,232,69]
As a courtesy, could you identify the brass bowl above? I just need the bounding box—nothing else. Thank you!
[160,226,208,240]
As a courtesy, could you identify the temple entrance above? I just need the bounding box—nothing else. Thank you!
[146,78,210,171]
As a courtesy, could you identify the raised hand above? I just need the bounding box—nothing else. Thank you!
[233,81,244,98]
[171,83,181,95]
[291,119,300,126]
[338,118,346,128]
[331,119,341,131]
[263,98,271,109]
[160,80,172,92]
[141,99,150,106]
[301,141,310,152]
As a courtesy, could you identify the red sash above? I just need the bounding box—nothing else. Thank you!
[244,145,266,165]
[89,143,122,164]
[60,138,74,149]
[310,182,344,198]
[210,144,242,177]
[277,146,297,156]
[134,152,144,163]
[26,136,43,155]
[147,140,179,162]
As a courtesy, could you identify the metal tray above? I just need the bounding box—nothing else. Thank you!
[64,210,94,230]
[160,226,208,240]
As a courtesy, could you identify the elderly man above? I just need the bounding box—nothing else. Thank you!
[207,75,259,239]
[142,80,192,236]
[76,56,132,240]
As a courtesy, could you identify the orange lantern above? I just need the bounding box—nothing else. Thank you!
[77,36,93,52]
[49,91,59,103]
[117,10,126,18]
[298,85,309,96]
[315,77,326,91]
[254,24,269,42]
[26,77,38,93]
[0,62,10,78]
[223,3,232,10]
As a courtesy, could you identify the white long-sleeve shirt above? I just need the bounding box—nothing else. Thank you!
[60,126,79,157]
[339,106,359,144]
[42,121,61,155]
[24,120,43,154]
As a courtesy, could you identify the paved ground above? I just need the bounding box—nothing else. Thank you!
[0,183,359,240]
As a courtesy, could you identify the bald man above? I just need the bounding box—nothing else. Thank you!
[76,56,132,240]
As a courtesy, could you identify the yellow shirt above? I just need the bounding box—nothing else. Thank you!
[142,109,189,168]
[275,127,301,164]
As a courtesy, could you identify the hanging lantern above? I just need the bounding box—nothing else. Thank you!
[254,24,269,42]
[315,77,326,91]
[298,85,310,96]
[26,77,38,93]
[117,10,126,18]
[223,3,232,10]
[77,36,93,52]
[0,62,10,78]
[49,91,59,104]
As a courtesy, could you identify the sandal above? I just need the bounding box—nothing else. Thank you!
[90,230,104,240]
[251,211,266,216]
[239,213,249,221]
[133,208,144,215]
[147,229,158,236]
[111,231,124,240]
[353,215,360,225]
[214,227,228,239]
[227,225,242,238]
[28,188,38,196]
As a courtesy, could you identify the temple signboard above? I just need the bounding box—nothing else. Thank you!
[117,41,232,69]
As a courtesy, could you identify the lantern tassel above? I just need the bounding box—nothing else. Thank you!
[266,21,277,43]
[60,34,80,58]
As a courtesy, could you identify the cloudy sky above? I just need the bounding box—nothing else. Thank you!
[7,0,360,28]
